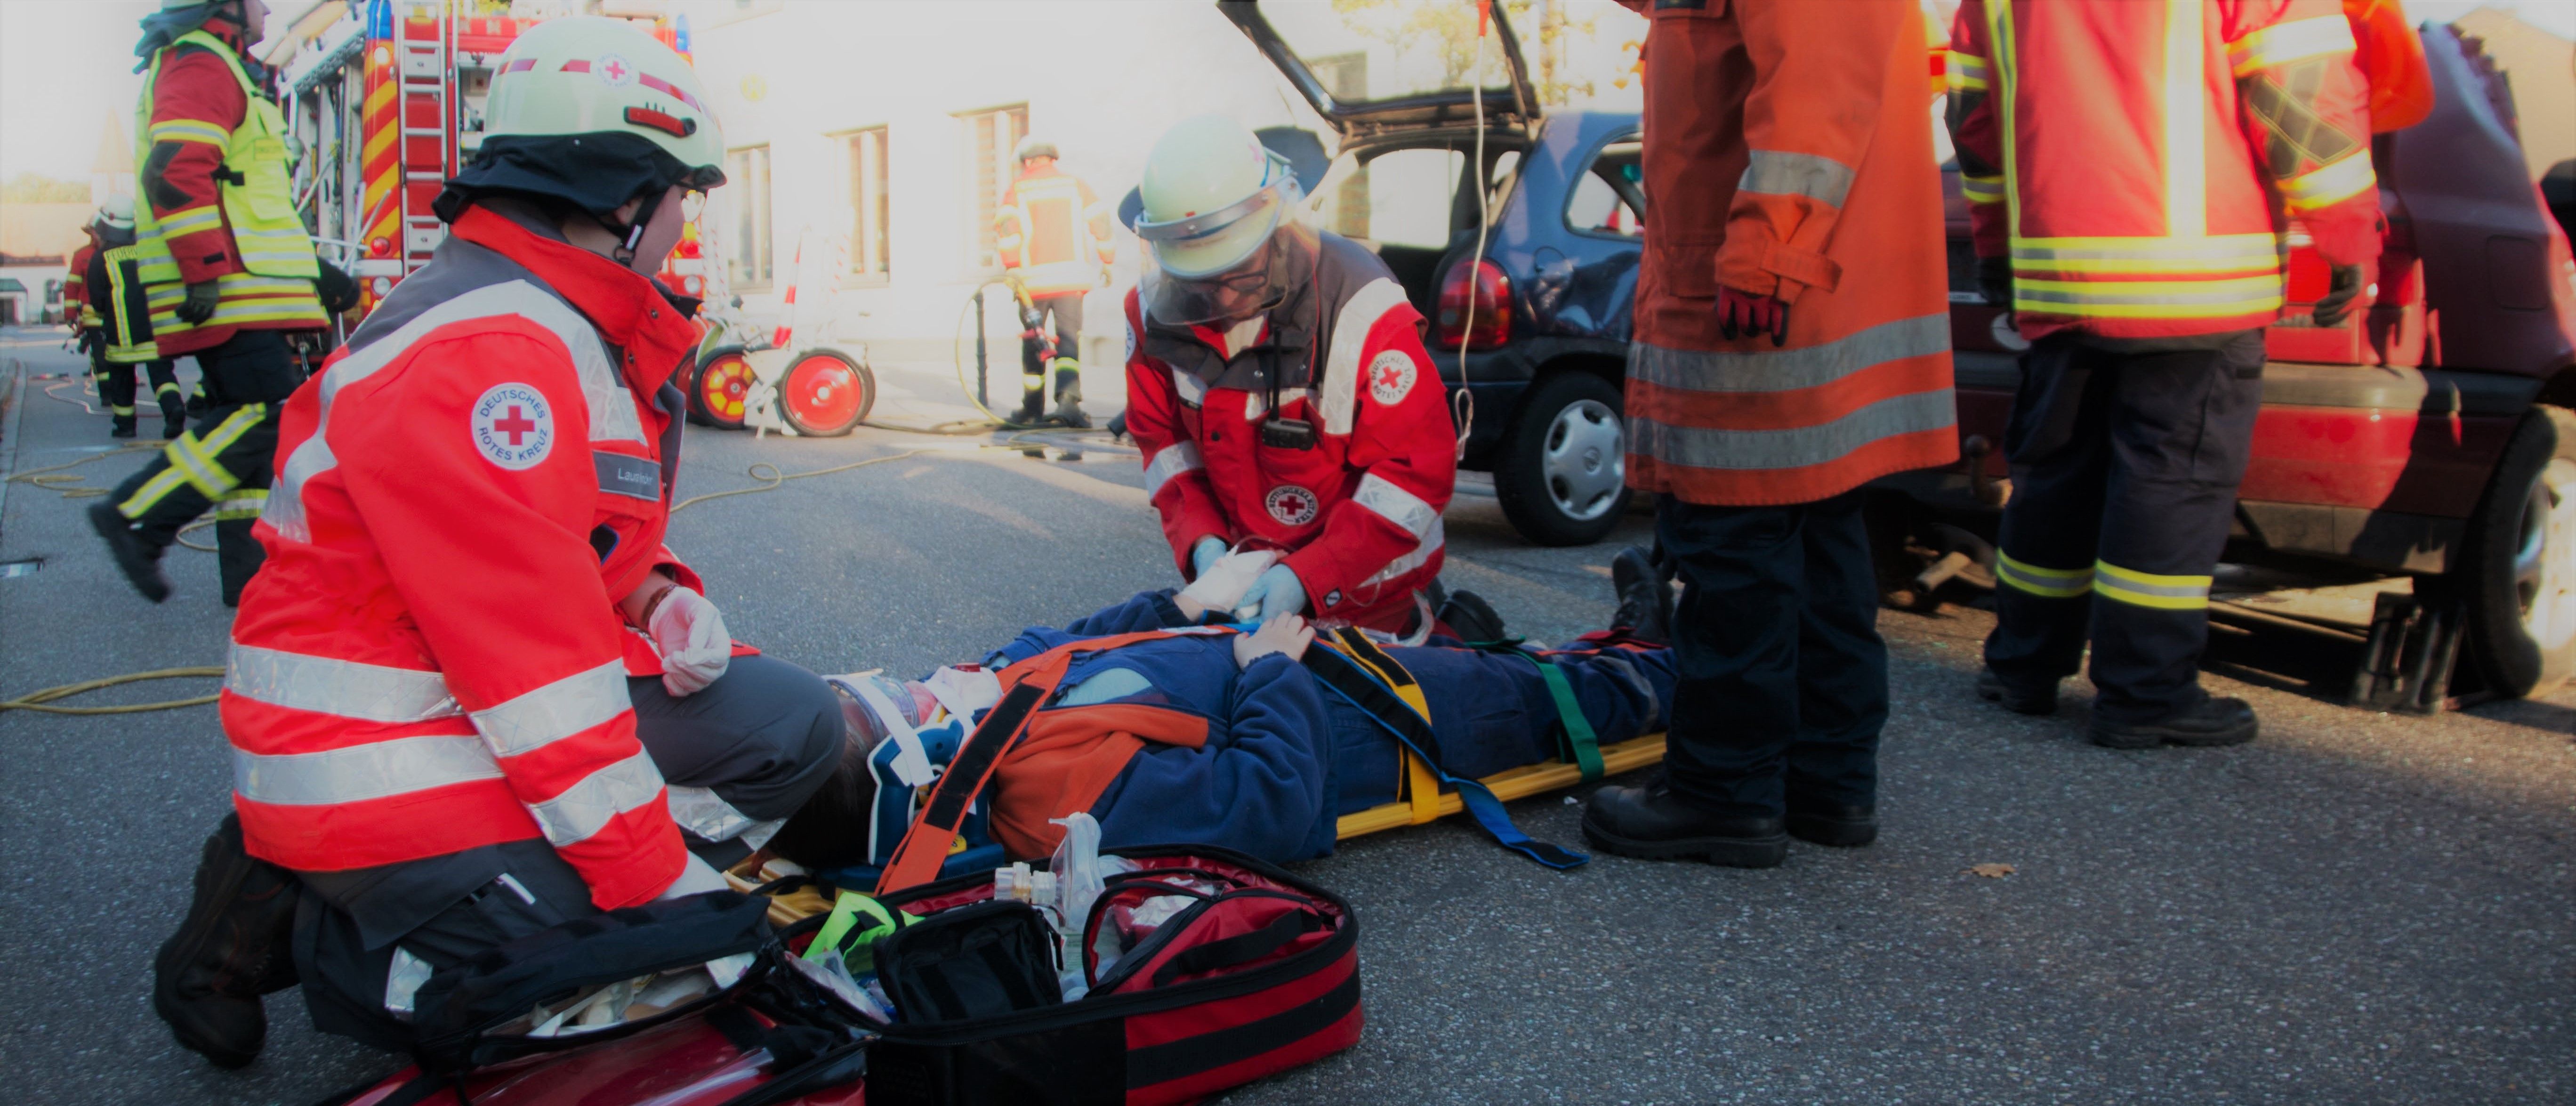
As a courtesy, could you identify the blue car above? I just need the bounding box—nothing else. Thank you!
[1227,1,1642,546]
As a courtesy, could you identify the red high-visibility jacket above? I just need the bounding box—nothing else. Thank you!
[225,207,704,911]
[64,243,96,328]
[1621,0,1958,508]
[1948,0,2383,342]
[2346,0,2432,132]
[1123,233,1456,634]
[994,165,1112,300]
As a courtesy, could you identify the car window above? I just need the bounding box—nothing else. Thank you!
[1358,147,1468,250]
[1566,138,1644,239]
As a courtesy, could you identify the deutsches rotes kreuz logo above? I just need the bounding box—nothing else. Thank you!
[471,383,554,470]
[592,54,637,88]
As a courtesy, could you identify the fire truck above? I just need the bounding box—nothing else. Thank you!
[272,0,721,319]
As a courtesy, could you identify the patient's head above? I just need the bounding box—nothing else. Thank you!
[764,673,928,870]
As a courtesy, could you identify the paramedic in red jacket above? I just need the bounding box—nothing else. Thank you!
[1124,115,1457,639]
[150,19,845,1068]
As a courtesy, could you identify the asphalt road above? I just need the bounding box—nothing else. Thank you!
[1,327,2569,1105]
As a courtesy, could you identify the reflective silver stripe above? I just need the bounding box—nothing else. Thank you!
[1628,315,1947,396]
[1738,150,1855,207]
[526,749,666,847]
[2015,278,2282,307]
[666,784,778,846]
[1169,366,1206,406]
[1315,278,1411,436]
[226,644,462,724]
[1628,390,1956,471]
[595,451,661,501]
[233,733,499,806]
[1142,442,1204,499]
[470,661,631,760]
[1353,473,1438,539]
[1362,517,1445,587]
[266,280,639,544]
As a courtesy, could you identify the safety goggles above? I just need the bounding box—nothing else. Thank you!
[1139,220,1319,328]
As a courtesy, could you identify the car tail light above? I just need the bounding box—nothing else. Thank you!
[1436,258,1511,351]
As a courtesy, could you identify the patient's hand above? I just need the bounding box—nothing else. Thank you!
[1234,614,1315,669]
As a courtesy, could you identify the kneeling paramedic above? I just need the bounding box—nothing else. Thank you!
[91,0,333,606]
[1125,115,1459,641]
[762,549,1682,880]
[150,18,846,1068]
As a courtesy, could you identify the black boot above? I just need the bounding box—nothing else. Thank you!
[1785,799,1877,847]
[1581,780,1787,868]
[87,501,171,603]
[154,815,300,1069]
[112,415,138,438]
[1975,668,2058,716]
[1435,588,1506,643]
[162,418,185,440]
[1012,389,1046,426]
[1610,546,1674,645]
[2092,695,2257,749]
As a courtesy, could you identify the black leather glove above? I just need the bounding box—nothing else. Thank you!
[2311,264,2364,328]
[175,280,221,325]
[314,259,361,316]
[1977,256,2013,307]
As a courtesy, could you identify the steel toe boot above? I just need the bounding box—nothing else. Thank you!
[1582,779,1787,868]
[87,501,171,603]
[154,814,300,1069]
[1609,546,1673,646]
[2092,695,2258,749]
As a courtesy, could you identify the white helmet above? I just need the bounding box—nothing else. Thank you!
[1014,136,1058,163]
[436,17,724,231]
[95,194,136,234]
[1134,115,1312,325]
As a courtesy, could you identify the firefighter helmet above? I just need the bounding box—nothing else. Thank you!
[95,194,136,234]
[436,16,724,223]
[1014,136,1058,163]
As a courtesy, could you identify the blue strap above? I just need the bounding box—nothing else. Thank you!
[1305,650,1588,870]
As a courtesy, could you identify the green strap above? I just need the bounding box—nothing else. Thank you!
[1531,659,1603,782]
[807,890,909,971]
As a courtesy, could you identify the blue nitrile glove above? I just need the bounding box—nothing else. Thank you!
[1238,564,1308,621]
[1189,536,1227,580]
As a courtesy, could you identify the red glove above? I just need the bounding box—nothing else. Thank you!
[1717,287,1789,347]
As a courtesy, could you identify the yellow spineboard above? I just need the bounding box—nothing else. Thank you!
[1334,733,1666,840]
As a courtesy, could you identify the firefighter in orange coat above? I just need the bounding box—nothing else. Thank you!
[1950,0,2381,748]
[1581,0,1955,868]
[150,20,848,1067]
[995,136,1114,426]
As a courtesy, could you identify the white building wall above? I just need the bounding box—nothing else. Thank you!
[678,0,1334,367]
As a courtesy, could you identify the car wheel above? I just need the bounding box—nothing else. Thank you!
[1495,371,1632,547]
[2456,404,2576,698]
[777,349,874,437]
[692,346,755,431]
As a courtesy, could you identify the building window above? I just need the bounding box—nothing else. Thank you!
[840,127,891,283]
[960,104,1029,271]
[726,145,773,289]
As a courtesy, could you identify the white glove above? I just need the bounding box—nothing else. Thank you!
[654,851,731,902]
[1177,549,1279,618]
[648,586,731,697]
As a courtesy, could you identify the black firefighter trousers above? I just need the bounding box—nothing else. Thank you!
[1658,490,1886,818]
[1983,330,2265,724]
[105,330,297,604]
[89,347,185,433]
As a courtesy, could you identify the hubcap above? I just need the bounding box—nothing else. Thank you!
[2512,457,2576,652]
[786,356,862,428]
[1542,397,1626,522]
[702,357,753,420]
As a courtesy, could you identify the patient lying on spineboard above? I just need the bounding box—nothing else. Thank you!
[757,549,1678,874]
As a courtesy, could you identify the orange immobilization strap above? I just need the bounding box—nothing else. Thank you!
[873,628,1232,895]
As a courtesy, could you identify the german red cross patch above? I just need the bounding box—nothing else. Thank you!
[1368,350,1417,405]
[471,383,555,471]
[1265,484,1320,526]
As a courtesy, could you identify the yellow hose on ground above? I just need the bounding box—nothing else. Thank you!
[0,667,225,715]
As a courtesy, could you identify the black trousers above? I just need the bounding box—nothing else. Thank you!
[91,348,184,429]
[1983,331,2265,723]
[292,654,844,1052]
[1658,490,1886,818]
[106,330,297,603]
[1021,292,1084,409]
